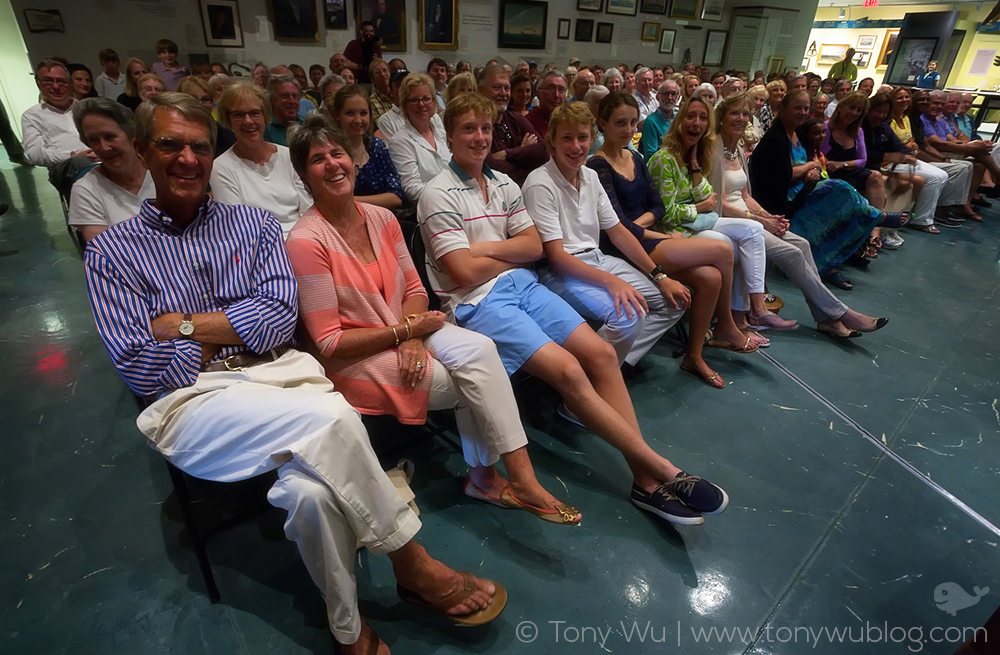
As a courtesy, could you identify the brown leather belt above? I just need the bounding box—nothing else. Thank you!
[202,346,291,373]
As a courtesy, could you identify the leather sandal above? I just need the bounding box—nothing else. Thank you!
[706,335,760,353]
[679,362,725,388]
[336,622,383,655]
[397,572,508,626]
[500,488,581,525]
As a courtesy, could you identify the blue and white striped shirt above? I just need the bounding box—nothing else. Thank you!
[84,197,298,397]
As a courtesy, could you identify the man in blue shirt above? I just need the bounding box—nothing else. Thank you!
[638,79,679,161]
[84,92,506,654]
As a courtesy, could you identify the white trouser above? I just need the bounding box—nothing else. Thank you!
[538,249,683,366]
[137,349,419,646]
[930,159,973,207]
[763,230,849,323]
[693,217,766,312]
[887,160,948,226]
[423,323,529,467]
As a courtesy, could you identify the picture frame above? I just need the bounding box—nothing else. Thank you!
[700,0,724,22]
[419,0,458,50]
[558,18,572,40]
[575,18,595,42]
[324,0,348,29]
[877,29,900,69]
[670,0,700,20]
[596,22,614,43]
[703,29,728,67]
[499,0,548,50]
[199,0,244,47]
[767,55,785,75]
[577,0,603,12]
[606,0,638,17]
[641,21,660,42]
[269,0,319,42]
[356,0,407,51]
[23,8,64,33]
[817,43,850,66]
[639,0,667,15]
[856,34,877,51]
[853,51,871,68]
[659,28,676,54]
[886,36,938,85]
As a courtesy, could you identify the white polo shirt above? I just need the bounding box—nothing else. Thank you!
[21,100,88,168]
[67,166,155,228]
[522,158,619,253]
[418,161,534,317]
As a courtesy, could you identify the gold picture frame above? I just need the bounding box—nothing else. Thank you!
[767,55,785,75]
[418,0,458,50]
[876,29,900,70]
[817,43,850,66]
[641,21,660,42]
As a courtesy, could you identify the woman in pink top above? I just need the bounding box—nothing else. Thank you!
[284,114,580,525]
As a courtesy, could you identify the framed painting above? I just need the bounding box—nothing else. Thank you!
[640,0,667,14]
[670,0,699,20]
[419,0,458,50]
[324,0,348,29]
[578,0,603,12]
[856,34,877,51]
[356,0,406,51]
[817,43,849,66]
[703,29,727,67]
[700,0,723,21]
[499,0,548,49]
[641,21,660,42]
[606,0,638,16]
[558,18,571,40]
[659,28,676,54]
[596,22,614,43]
[200,0,243,47]
[767,55,785,75]
[886,37,937,85]
[853,51,871,68]
[877,29,900,68]
[23,8,64,33]
[575,18,595,42]
[269,0,318,42]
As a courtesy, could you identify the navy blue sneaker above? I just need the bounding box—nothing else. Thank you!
[630,483,703,526]
[668,472,729,515]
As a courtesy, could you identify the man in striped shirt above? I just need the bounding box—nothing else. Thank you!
[84,93,505,653]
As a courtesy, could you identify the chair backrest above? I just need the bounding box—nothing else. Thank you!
[397,217,441,311]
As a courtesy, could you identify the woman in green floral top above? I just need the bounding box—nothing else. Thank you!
[648,97,794,348]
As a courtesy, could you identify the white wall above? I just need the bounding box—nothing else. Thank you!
[10,0,748,78]
[1,0,40,140]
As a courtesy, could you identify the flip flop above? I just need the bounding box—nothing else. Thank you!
[905,223,940,234]
[879,211,910,228]
[953,210,982,222]
[706,335,759,354]
[337,622,383,655]
[397,572,508,627]
[679,362,725,388]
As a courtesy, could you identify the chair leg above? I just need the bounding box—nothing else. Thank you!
[165,461,222,603]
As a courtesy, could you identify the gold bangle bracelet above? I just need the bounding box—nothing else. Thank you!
[403,316,413,340]
[390,325,400,346]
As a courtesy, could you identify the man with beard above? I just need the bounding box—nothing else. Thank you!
[479,65,547,185]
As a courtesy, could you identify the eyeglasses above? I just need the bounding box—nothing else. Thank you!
[39,77,69,87]
[406,96,434,105]
[229,109,263,122]
[151,136,213,157]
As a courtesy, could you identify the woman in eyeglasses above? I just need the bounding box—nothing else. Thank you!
[209,82,312,235]
[388,73,449,204]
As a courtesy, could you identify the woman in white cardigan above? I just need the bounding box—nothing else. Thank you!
[388,73,450,204]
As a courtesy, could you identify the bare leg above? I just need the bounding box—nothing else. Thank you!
[839,308,884,331]
[865,170,887,210]
[467,448,581,521]
[340,621,390,655]
[389,541,496,616]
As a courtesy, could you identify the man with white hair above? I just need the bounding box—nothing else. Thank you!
[270,65,314,119]
[479,64,547,184]
[570,68,595,102]
[638,79,679,162]
[264,73,302,146]
[632,67,657,125]
[825,79,853,118]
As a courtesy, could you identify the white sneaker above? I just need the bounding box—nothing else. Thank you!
[881,233,904,250]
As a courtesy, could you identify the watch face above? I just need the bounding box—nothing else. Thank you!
[179,321,194,336]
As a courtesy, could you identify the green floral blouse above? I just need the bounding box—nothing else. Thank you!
[647,149,714,233]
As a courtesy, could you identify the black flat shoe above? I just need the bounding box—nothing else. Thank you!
[972,197,992,208]
[821,270,853,290]
[857,317,888,333]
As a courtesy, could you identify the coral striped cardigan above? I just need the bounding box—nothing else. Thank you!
[285,203,434,424]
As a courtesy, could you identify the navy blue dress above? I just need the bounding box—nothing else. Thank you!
[587,149,667,254]
[355,136,405,203]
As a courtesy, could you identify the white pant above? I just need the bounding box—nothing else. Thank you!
[931,159,973,207]
[137,349,419,646]
[423,323,528,467]
[693,217,766,312]
[538,249,683,366]
[887,160,948,226]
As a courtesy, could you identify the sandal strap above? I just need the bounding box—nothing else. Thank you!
[419,571,477,613]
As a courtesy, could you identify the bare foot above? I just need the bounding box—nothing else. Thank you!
[839,309,878,332]
[681,354,721,381]
[339,621,389,655]
[471,466,581,523]
[392,546,495,617]
[712,324,752,348]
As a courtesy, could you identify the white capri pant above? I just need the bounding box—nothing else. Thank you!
[931,159,974,207]
[137,349,419,646]
[422,323,529,467]
[692,217,766,312]
[886,159,948,227]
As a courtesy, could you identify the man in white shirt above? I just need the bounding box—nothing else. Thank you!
[825,79,852,118]
[418,92,729,527]
[21,59,97,196]
[633,67,658,127]
[427,57,448,111]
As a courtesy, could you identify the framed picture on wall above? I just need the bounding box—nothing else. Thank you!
[356,0,407,51]
[877,29,900,68]
[269,0,318,41]
[659,28,676,54]
[199,0,243,47]
[606,0,638,16]
[700,0,724,22]
[856,34,877,51]
[575,18,595,42]
[23,8,64,33]
[499,0,548,49]
[596,22,614,42]
[639,0,667,15]
[324,0,348,29]
[703,29,728,67]
[641,21,660,41]
[670,0,700,20]
[578,0,603,12]
[853,51,871,68]
[767,56,785,74]
[886,37,938,85]
[817,44,849,66]
[419,0,458,50]
[558,18,571,39]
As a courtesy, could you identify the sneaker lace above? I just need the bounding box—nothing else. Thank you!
[652,482,679,499]
[670,473,700,497]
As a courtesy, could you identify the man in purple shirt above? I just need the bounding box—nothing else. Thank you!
[479,64,548,184]
[84,93,505,654]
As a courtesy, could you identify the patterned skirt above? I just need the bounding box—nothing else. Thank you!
[788,179,882,271]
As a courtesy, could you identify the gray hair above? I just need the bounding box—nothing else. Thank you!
[538,69,566,88]
[584,85,609,105]
[929,89,948,101]
[73,96,136,142]
[658,79,679,93]
[602,69,623,86]
[286,113,352,190]
[268,73,299,96]
[834,79,853,92]
[635,67,653,79]
[318,73,346,96]
[134,92,217,149]
[693,83,717,101]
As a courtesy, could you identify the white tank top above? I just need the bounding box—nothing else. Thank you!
[723,166,749,213]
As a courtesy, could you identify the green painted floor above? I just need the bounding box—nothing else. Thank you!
[2,155,998,654]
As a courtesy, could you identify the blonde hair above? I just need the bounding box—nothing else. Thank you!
[714,91,752,130]
[442,92,497,136]
[398,73,436,120]
[216,82,272,130]
[124,57,147,97]
[765,79,787,93]
[663,96,716,175]
[545,101,597,152]
[136,73,166,97]
[445,72,476,103]
[177,75,211,98]
[747,86,768,102]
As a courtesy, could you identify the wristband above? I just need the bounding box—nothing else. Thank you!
[652,273,668,282]
[690,167,703,174]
